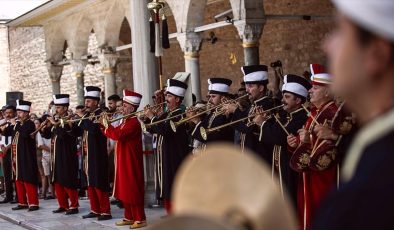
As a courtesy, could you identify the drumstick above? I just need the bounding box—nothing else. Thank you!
[273,114,290,136]
[301,104,320,126]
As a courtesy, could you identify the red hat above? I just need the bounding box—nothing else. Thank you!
[310,64,331,86]
[123,89,142,106]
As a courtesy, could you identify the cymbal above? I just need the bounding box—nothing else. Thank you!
[172,143,297,230]
[147,214,242,230]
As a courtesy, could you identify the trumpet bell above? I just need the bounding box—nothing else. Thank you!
[103,117,109,129]
[60,118,65,128]
[200,126,207,141]
[170,120,177,133]
[141,123,147,132]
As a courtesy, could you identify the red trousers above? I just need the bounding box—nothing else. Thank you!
[124,203,146,221]
[15,180,38,207]
[164,199,172,214]
[87,186,110,215]
[54,183,79,209]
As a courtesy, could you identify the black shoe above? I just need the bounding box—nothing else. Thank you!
[12,205,28,210]
[28,206,39,212]
[116,202,124,209]
[65,208,79,215]
[110,199,120,205]
[82,212,100,219]
[97,214,112,221]
[53,207,67,213]
[0,198,12,204]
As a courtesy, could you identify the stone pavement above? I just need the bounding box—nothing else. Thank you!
[0,197,166,230]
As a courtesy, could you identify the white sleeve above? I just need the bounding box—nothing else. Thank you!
[36,132,43,146]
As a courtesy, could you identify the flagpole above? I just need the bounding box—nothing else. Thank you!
[148,0,165,90]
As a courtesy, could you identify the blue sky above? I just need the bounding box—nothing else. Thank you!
[0,0,49,20]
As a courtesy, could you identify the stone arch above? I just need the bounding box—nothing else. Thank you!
[228,0,265,20]
[165,0,208,32]
[102,0,127,47]
[68,16,96,59]
[44,24,67,62]
[118,18,131,47]
[116,17,133,95]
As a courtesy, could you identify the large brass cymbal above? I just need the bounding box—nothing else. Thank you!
[147,214,243,230]
[172,143,297,230]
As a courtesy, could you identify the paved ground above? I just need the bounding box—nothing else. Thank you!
[0,197,166,230]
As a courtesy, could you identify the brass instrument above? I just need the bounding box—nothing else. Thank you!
[200,104,284,140]
[101,102,166,128]
[30,114,58,137]
[0,119,17,129]
[60,109,116,124]
[141,112,184,132]
[142,94,249,132]
[169,105,223,132]
[0,121,10,128]
[169,94,249,132]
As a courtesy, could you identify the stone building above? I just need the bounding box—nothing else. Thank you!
[3,0,334,113]
[0,22,10,107]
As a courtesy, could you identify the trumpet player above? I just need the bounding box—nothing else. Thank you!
[253,74,311,208]
[100,90,146,228]
[143,78,190,214]
[1,100,39,211]
[189,77,234,145]
[223,65,279,162]
[74,86,111,221]
[41,94,80,215]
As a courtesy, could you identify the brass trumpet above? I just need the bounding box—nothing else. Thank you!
[169,94,250,132]
[0,121,10,128]
[60,110,116,124]
[200,104,284,140]
[169,105,224,132]
[141,112,184,132]
[102,102,166,128]
[30,114,58,137]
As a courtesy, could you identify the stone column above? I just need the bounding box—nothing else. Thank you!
[47,63,63,95]
[129,0,158,107]
[234,20,265,66]
[70,60,87,106]
[177,32,203,102]
[129,0,158,207]
[98,51,119,105]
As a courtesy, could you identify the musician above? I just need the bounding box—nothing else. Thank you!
[0,100,39,211]
[286,65,339,230]
[189,77,234,145]
[75,86,111,220]
[254,74,311,208]
[101,90,146,228]
[143,78,190,214]
[41,94,79,215]
[224,65,278,163]
[0,105,16,203]
[312,1,394,229]
[106,94,121,197]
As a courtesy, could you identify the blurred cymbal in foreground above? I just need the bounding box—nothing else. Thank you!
[171,143,297,230]
[147,214,243,230]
